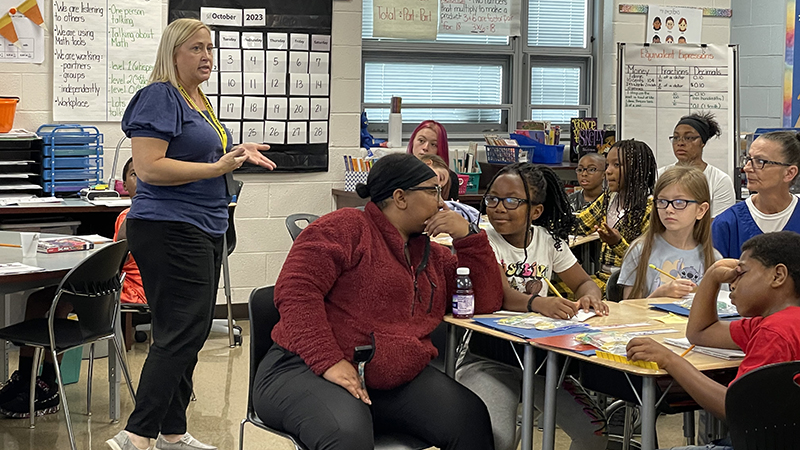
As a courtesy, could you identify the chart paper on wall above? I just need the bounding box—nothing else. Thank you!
[617,43,738,182]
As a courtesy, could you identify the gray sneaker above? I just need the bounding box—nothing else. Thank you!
[106,430,151,450]
[154,433,217,450]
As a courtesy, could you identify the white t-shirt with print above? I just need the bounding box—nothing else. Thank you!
[486,225,578,297]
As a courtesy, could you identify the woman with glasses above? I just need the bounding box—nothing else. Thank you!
[619,166,721,299]
[457,162,608,450]
[712,131,800,258]
[658,113,735,217]
[254,153,502,450]
[569,152,606,212]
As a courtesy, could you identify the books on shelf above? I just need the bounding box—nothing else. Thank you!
[37,237,94,254]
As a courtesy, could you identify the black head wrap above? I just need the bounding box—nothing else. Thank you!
[677,117,711,144]
[355,153,437,203]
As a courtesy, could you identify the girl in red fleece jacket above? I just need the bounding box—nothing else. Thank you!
[254,154,503,450]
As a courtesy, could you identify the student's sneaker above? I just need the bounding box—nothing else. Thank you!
[0,378,60,418]
[106,430,152,450]
[154,433,217,450]
[0,371,29,406]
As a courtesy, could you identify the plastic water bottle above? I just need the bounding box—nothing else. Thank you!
[452,267,474,319]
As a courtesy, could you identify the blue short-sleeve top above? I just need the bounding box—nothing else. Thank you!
[121,82,231,237]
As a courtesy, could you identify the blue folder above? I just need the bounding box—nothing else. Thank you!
[649,303,740,318]
[471,317,589,340]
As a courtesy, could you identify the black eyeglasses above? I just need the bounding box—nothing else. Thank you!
[742,156,793,170]
[668,135,702,144]
[406,185,442,198]
[484,195,530,210]
[575,167,600,175]
[654,198,699,210]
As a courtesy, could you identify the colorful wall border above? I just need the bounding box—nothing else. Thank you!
[785,0,797,126]
[618,4,732,17]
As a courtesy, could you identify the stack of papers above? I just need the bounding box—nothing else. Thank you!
[663,337,745,360]
[0,263,45,275]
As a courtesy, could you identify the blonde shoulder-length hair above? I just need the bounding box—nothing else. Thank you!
[627,165,715,299]
[149,18,211,88]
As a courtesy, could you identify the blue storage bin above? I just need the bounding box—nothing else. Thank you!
[456,166,482,194]
[59,347,82,385]
[43,156,102,169]
[37,124,103,146]
[42,144,103,158]
[42,168,103,181]
[527,142,565,164]
[44,180,94,192]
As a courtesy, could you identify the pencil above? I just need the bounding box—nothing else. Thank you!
[543,278,564,298]
[0,243,21,248]
[680,344,696,358]
[649,264,678,280]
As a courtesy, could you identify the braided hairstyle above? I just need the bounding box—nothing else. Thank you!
[482,162,577,254]
[605,139,657,243]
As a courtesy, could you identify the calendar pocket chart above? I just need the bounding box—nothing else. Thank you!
[173,0,332,172]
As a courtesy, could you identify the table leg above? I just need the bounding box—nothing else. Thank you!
[520,345,535,450]
[445,323,456,378]
[640,377,657,450]
[541,351,559,450]
[1,293,9,381]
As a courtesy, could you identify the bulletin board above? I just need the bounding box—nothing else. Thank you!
[169,0,332,172]
[617,43,739,182]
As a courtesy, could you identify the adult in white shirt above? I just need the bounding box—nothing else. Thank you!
[657,113,735,217]
[712,131,800,258]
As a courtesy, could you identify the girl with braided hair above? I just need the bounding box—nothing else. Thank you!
[456,162,608,450]
[575,139,657,289]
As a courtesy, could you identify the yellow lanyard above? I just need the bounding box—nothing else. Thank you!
[178,85,228,153]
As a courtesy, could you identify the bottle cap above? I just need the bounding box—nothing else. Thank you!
[457,267,470,275]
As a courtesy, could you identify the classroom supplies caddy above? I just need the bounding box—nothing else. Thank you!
[37,124,103,196]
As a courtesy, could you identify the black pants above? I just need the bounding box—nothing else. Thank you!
[253,344,495,450]
[125,219,224,438]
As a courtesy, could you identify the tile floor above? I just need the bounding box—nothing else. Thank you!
[0,321,691,450]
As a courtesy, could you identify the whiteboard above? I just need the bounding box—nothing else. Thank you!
[617,43,739,181]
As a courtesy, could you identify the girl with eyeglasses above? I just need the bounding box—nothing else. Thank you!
[712,131,800,259]
[457,162,608,450]
[619,166,721,299]
[658,112,735,218]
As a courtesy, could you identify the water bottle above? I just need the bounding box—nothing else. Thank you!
[452,267,474,319]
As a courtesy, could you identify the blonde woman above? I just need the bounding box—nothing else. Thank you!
[107,18,275,450]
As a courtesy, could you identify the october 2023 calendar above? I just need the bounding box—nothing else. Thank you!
[169,0,332,172]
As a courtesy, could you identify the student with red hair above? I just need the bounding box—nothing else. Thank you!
[407,120,460,200]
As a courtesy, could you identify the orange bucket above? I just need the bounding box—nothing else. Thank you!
[0,97,20,133]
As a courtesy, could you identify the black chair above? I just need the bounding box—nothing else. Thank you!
[285,213,319,241]
[606,269,623,302]
[0,241,136,450]
[726,360,800,449]
[240,286,429,450]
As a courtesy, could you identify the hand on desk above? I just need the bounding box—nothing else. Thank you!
[532,296,581,320]
[594,222,621,246]
[577,295,609,316]
[425,203,470,239]
[626,337,679,370]
[323,359,371,405]
[651,279,696,298]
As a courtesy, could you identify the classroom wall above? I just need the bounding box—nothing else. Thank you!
[0,0,362,305]
[598,0,733,128]
[730,0,785,130]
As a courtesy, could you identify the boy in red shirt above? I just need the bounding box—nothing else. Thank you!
[627,231,800,449]
[114,157,146,304]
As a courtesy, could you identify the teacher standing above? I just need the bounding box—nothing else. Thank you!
[107,18,275,450]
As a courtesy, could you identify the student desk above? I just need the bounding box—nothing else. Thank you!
[444,301,741,450]
[0,231,124,421]
[0,199,129,239]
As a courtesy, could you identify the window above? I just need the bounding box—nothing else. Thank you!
[362,0,593,137]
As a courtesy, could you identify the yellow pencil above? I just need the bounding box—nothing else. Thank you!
[0,243,21,248]
[543,277,564,298]
[649,264,678,280]
[680,344,696,358]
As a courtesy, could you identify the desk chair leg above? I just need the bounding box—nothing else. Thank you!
[683,411,695,445]
[111,337,137,404]
[238,418,246,450]
[28,347,42,429]
[87,343,94,416]
[51,348,78,450]
[221,235,236,348]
